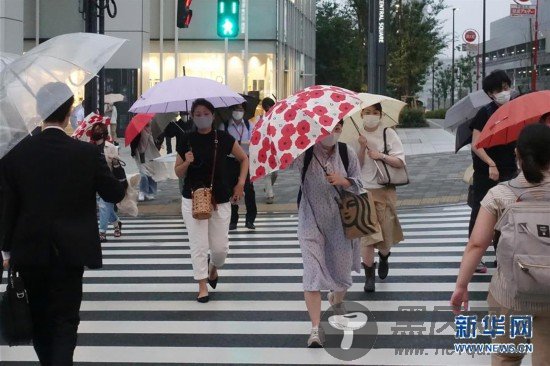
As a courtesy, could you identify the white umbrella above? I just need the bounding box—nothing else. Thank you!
[0,52,19,73]
[129,76,246,114]
[0,33,126,159]
[340,93,407,144]
[104,93,124,104]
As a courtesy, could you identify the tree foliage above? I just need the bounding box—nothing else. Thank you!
[315,1,363,91]
[387,0,447,98]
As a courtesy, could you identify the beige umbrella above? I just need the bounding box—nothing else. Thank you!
[104,93,124,104]
[340,93,406,144]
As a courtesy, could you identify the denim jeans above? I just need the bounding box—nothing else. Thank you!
[97,197,118,233]
[140,174,158,195]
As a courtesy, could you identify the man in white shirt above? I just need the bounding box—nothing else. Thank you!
[222,103,257,230]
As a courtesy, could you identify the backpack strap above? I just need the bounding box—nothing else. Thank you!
[503,178,550,202]
[245,119,250,131]
[297,147,314,206]
[338,142,349,172]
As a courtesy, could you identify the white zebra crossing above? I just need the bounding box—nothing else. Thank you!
[1,205,531,365]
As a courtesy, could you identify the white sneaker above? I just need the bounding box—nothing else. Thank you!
[138,192,145,202]
[307,327,324,348]
[145,194,155,200]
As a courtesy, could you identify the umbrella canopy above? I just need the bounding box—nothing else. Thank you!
[0,52,19,73]
[125,114,155,146]
[454,122,472,153]
[0,33,125,159]
[72,113,112,143]
[340,93,407,145]
[476,90,550,149]
[129,76,246,114]
[150,112,179,139]
[215,93,260,124]
[249,85,362,182]
[104,93,124,104]
[441,90,492,131]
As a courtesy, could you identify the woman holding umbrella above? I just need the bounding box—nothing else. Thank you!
[90,122,123,242]
[175,99,248,303]
[354,103,405,293]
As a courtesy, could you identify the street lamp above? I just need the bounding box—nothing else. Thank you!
[451,7,458,106]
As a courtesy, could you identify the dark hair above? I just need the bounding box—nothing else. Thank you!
[36,82,75,122]
[370,103,383,114]
[482,70,512,94]
[91,122,109,139]
[191,98,215,115]
[517,124,550,184]
[231,102,246,110]
[261,97,276,112]
[539,112,550,124]
[130,132,141,157]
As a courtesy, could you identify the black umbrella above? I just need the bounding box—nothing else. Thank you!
[215,94,260,125]
[455,120,472,153]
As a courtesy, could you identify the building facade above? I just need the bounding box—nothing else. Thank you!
[484,0,550,93]
[1,0,316,127]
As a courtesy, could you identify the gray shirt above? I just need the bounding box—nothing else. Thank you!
[224,119,251,155]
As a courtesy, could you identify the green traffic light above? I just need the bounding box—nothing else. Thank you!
[217,0,239,38]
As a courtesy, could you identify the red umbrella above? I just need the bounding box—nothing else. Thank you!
[125,113,155,146]
[476,90,550,149]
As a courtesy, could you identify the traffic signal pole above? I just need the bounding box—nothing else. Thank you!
[225,38,229,85]
[531,0,539,91]
[243,0,249,93]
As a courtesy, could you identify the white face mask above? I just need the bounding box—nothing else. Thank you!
[363,115,381,129]
[232,111,245,121]
[493,90,511,105]
[194,116,213,129]
[320,132,341,147]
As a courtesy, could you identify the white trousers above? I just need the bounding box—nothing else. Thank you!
[181,198,231,280]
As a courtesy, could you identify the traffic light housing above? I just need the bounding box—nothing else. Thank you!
[177,0,193,28]
[217,0,239,38]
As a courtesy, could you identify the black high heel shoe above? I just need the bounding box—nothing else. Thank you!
[197,295,209,303]
[207,254,219,289]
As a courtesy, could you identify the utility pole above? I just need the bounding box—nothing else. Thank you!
[84,0,98,116]
[531,0,539,91]
[451,7,457,105]
[482,0,486,79]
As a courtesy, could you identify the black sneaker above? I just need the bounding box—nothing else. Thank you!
[362,262,376,292]
[245,222,256,230]
[229,223,237,231]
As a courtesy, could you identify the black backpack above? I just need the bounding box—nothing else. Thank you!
[297,142,349,206]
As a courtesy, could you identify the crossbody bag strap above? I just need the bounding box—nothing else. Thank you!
[210,130,218,189]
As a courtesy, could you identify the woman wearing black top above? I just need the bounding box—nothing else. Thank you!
[175,99,248,303]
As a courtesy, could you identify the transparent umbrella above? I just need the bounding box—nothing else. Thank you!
[0,52,19,73]
[0,33,126,159]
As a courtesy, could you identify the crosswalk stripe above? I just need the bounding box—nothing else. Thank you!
[2,205,502,365]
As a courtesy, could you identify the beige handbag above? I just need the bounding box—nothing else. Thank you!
[463,164,474,185]
[375,128,409,186]
[191,132,218,220]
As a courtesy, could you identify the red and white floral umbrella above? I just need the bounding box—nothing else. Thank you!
[72,112,112,142]
[249,85,362,182]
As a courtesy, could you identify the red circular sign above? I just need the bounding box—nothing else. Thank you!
[464,30,477,43]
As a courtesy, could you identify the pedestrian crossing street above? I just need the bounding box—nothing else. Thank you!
[0,205,533,365]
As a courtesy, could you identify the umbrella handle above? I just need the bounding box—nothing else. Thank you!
[383,112,398,125]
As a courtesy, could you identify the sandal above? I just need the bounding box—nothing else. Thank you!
[114,221,122,238]
[99,232,108,242]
